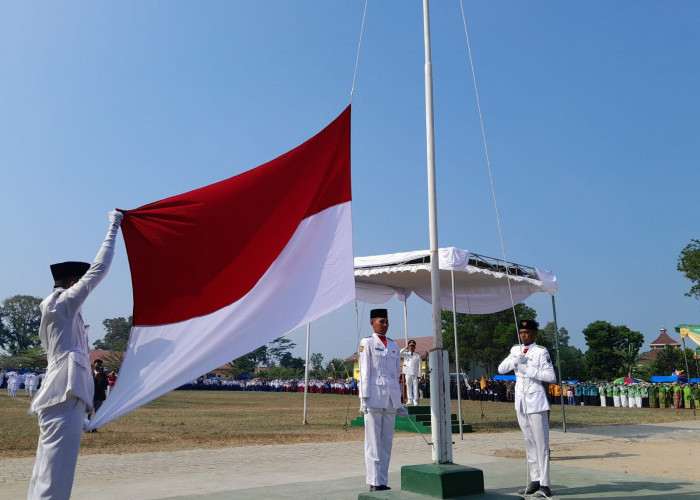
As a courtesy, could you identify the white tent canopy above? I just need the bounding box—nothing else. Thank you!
[354,247,558,313]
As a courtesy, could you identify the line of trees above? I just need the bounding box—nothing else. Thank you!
[2,237,698,378]
[226,337,353,381]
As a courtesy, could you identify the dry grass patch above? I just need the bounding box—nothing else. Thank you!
[2,391,696,458]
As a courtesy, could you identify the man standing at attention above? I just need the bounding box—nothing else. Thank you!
[359,308,407,492]
[498,319,556,499]
[400,339,422,405]
[28,210,122,500]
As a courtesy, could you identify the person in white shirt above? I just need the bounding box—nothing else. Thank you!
[498,319,556,499]
[400,339,422,405]
[359,308,408,492]
[24,372,39,397]
[27,210,122,500]
[7,371,21,397]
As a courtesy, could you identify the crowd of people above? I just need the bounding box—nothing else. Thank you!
[1,370,44,397]
[6,368,698,411]
[555,381,700,409]
[178,376,359,395]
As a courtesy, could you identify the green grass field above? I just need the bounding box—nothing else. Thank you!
[1,391,695,458]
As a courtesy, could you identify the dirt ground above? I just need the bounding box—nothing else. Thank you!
[491,422,699,481]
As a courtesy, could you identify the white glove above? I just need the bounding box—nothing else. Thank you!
[360,398,369,414]
[516,362,529,375]
[510,354,527,367]
[109,210,123,227]
[396,406,409,417]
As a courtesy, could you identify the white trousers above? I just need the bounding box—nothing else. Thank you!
[516,410,550,487]
[405,375,419,403]
[636,396,642,408]
[28,397,86,500]
[613,395,620,407]
[620,395,628,407]
[600,395,606,406]
[364,408,396,487]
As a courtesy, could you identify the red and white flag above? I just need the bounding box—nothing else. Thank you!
[88,106,354,428]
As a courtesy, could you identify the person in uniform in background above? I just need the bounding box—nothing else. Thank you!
[106,370,117,397]
[658,384,668,408]
[672,382,681,409]
[24,372,39,397]
[619,383,628,407]
[400,339,422,406]
[359,308,408,492]
[7,370,21,397]
[648,383,657,408]
[89,363,109,423]
[683,384,692,409]
[27,210,122,500]
[692,383,700,410]
[498,319,556,499]
[599,382,607,406]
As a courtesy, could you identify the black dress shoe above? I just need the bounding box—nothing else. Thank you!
[378,485,391,490]
[517,481,540,495]
[369,485,378,491]
[533,486,552,498]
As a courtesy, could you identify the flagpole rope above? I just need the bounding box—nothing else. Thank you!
[350,0,369,103]
[458,1,520,347]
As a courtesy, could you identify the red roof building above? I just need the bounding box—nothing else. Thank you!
[640,326,681,363]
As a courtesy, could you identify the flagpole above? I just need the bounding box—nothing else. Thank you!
[423,0,452,464]
[680,336,695,416]
[551,296,567,432]
[403,300,409,346]
[451,270,464,439]
[303,323,311,425]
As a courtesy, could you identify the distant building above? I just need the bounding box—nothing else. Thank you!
[639,326,681,364]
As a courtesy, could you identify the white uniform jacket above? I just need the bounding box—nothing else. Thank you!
[30,222,118,416]
[359,334,403,409]
[399,348,422,377]
[498,343,556,414]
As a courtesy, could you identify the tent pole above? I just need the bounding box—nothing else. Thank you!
[451,270,464,439]
[303,323,311,425]
[681,337,695,416]
[403,300,409,346]
[423,0,451,463]
[551,296,566,432]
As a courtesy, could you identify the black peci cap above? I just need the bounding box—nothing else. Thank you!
[518,319,539,331]
[370,308,388,319]
[50,261,90,284]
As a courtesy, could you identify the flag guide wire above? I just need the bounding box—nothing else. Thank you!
[350,0,369,103]
[458,1,520,343]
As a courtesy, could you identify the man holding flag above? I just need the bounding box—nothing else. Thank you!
[28,211,122,499]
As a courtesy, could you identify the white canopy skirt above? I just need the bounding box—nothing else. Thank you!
[354,247,558,313]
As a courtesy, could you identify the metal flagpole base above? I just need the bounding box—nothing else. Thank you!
[401,463,484,497]
[358,464,485,499]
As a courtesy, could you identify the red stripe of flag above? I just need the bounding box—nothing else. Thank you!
[119,106,351,326]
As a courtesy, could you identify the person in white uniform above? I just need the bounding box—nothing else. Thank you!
[359,308,407,492]
[7,370,21,397]
[27,210,122,500]
[24,372,39,397]
[400,339,422,405]
[498,319,556,499]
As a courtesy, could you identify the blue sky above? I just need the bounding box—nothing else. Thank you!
[1,2,698,364]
